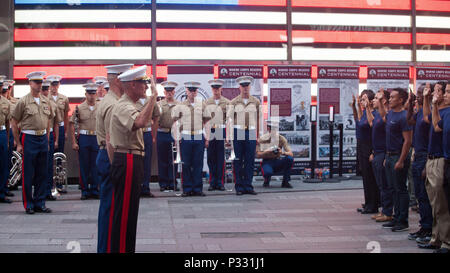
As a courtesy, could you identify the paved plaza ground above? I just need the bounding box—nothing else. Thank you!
[0,177,430,253]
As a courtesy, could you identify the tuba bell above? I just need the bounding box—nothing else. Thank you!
[52,152,68,197]
[8,151,22,189]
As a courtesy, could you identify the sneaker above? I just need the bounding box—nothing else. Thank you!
[371,212,383,220]
[391,223,409,232]
[375,215,393,222]
[408,228,426,240]
[382,220,397,229]
[281,182,293,188]
[416,236,430,245]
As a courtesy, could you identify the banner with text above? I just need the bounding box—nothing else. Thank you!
[416,67,450,92]
[218,65,264,102]
[317,66,359,168]
[267,66,312,163]
[367,67,410,92]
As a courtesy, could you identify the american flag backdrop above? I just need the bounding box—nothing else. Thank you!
[12,0,450,99]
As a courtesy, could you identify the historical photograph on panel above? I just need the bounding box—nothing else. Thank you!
[319,147,339,158]
[342,146,357,157]
[281,132,310,158]
[318,133,340,146]
[318,115,342,131]
[279,118,295,131]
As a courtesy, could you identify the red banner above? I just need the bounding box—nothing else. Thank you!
[317,67,359,79]
[319,88,340,114]
[267,66,311,79]
[218,66,263,79]
[367,67,410,79]
[416,67,450,80]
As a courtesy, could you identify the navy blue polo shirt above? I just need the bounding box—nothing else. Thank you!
[437,107,450,159]
[372,110,386,154]
[428,107,450,157]
[355,117,361,140]
[386,110,412,153]
[358,110,372,144]
[413,108,430,154]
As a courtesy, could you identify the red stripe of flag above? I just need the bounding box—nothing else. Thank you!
[238,0,286,6]
[292,0,411,10]
[15,28,152,42]
[416,0,450,12]
[292,30,411,45]
[416,33,450,45]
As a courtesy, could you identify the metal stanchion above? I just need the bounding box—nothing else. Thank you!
[323,106,339,183]
[336,123,351,181]
[303,105,322,183]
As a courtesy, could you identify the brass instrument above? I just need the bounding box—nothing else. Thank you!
[52,152,68,197]
[224,117,237,191]
[8,151,22,189]
[171,121,182,196]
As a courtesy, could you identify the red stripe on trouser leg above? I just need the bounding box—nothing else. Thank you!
[107,188,115,253]
[21,134,27,210]
[119,153,134,253]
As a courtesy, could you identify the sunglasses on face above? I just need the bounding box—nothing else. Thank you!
[187,87,198,92]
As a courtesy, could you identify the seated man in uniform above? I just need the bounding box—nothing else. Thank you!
[256,119,294,188]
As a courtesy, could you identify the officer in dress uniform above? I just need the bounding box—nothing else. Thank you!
[48,75,68,155]
[2,79,18,195]
[108,65,157,253]
[94,76,108,101]
[96,63,133,253]
[70,83,100,200]
[11,71,53,214]
[256,119,294,188]
[0,77,11,203]
[41,79,61,201]
[135,88,160,197]
[156,81,179,191]
[172,82,212,197]
[227,76,260,195]
[205,79,229,191]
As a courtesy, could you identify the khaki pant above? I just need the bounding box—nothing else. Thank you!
[425,158,450,248]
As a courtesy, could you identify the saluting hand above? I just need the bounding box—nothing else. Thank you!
[423,83,431,97]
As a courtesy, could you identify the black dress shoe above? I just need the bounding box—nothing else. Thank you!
[160,187,166,192]
[58,189,68,194]
[361,209,378,214]
[0,197,12,204]
[80,195,89,200]
[281,182,293,188]
[208,186,215,191]
[141,192,154,198]
[193,192,206,197]
[246,190,257,195]
[91,194,100,199]
[263,183,270,188]
[5,192,14,197]
[46,195,57,201]
[217,186,225,191]
[418,243,440,249]
[181,192,191,197]
[34,207,52,213]
[356,208,364,213]
[433,248,449,253]
[236,191,244,196]
[25,208,35,215]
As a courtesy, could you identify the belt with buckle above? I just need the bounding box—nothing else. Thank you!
[212,124,226,129]
[79,130,96,135]
[158,128,171,133]
[181,130,203,135]
[386,151,400,156]
[99,141,106,149]
[114,148,145,156]
[234,125,256,130]
[143,127,152,132]
[22,129,47,136]
[0,125,5,130]
[59,122,64,126]
[50,128,53,132]
[428,155,443,160]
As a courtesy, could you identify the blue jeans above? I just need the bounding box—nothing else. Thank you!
[261,156,294,183]
[372,152,393,216]
[385,154,410,224]
[412,152,432,229]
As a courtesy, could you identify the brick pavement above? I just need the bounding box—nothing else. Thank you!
[0,178,430,253]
